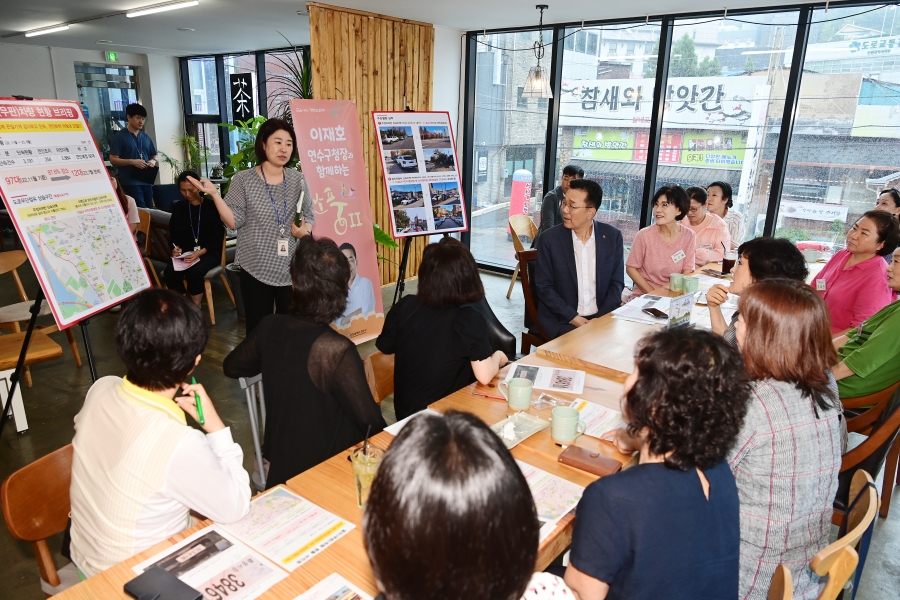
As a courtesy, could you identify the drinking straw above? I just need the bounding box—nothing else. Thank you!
[721,241,727,253]
[363,424,372,456]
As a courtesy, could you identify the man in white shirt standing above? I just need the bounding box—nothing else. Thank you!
[338,242,376,326]
[535,179,624,339]
[69,289,250,577]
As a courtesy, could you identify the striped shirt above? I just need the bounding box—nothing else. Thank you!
[727,378,841,600]
[724,209,746,248]
[225,167,315,286]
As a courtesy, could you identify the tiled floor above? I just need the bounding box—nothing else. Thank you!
[0,240,897,598]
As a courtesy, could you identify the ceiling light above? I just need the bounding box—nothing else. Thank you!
[177,27,195,31]
[126,1,199,18]
[521,5,552,99]
[25,25,70,37]
[97,39,113,43]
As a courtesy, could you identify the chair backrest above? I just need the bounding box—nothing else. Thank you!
[137,208,152,253]
[219,228,228,268]
[766,564,792,600]
[0,250,28,301]
[517,249,548,341]
[363,351,394,404]
[466,298,517,361]
[509,215,537,254]
[815,547,859,600]
[146,208,173,261]
[813,470,877,576]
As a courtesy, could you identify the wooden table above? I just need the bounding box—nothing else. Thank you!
[53,355,628,600]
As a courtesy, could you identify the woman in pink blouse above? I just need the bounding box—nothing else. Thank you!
[626,186,696,295]
[816,210,899,334]
[685,186,730,267]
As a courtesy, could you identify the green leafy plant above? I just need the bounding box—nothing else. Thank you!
[373,223,399,264]
[266,33,313,123]
[159,134,211,183]
[774,227,808,244]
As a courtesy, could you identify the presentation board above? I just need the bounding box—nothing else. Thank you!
[372,111,467,238]
[0,98,151,329]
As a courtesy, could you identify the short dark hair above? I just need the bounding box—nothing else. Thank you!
[708,181,734,208]
[879,188,900,209]
[364,411,538,600]
[115,289,208,391]
[254,118,298,163]
[416,238,484,309]
[338,242,357,258]
[176,170,200,185]
[626,328,750,471]
[289,236,350,324]
[562,164,584,178]
[738,237,808,282]
[858,210,900,256]
[568,178,603,210]
[685,185,708,205]
[652,185,690,221]
[125,103,147,118]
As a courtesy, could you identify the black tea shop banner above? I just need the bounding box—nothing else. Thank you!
[230,73,254,121]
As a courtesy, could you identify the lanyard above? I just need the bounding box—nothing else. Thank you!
[262,168,289,237]
[130,131,145,160]
[188,201,202,245]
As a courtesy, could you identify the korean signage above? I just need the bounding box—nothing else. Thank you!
[789,35,900,65]
[572,127,746,169]
[291,99,384,344]
[0,98,151,328]
[230,73,254,121]
[372,111,467,238]
[559,76,767,131]
[779,200,849,223]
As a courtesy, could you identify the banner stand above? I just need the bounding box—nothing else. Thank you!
[0,289,44,439]
[391,237,412,308]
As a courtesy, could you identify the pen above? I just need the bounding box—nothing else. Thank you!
[191,376,204,425]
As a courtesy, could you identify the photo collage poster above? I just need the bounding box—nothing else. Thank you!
[372,111,467,238]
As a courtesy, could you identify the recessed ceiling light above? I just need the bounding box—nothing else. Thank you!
[97,40,113,44]
[126,1,199,18]
[297,10,307,15]
[177,27,195,31]
[25,25,70,37]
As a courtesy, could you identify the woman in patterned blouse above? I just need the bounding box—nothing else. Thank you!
[729,279,842,600]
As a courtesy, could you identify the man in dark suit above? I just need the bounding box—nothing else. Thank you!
[534,164,583,247]
[535,179,624,339]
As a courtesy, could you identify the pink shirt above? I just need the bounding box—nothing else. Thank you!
[626,225,696,293]
[816,249,895,333]
[686,212,731,266]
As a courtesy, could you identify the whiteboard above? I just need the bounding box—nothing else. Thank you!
[0,98,151,329]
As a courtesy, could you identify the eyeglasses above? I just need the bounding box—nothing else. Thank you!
[562,202,591,212]
[655,202,673,210]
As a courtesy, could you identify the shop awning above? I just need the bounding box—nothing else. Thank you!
[569,159,741,186]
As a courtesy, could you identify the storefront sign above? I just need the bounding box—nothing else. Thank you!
[230,73,254,121]
[572,127,746,169]
[779,200,849,223]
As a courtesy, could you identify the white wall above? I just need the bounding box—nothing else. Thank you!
[0,43,183,183]
[432,26,464,144]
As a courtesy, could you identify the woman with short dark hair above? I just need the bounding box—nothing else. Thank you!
[730,279,842,600]
[707,181,745,248]
[564,327,747,600]
[365,410,572,600]
[376,238,508,419]
[223,236,385,486]
[684,185,730,267]
[815,210,900,333]
[625,186,696,296]
[186,118,316,333]
[875,188,900,218]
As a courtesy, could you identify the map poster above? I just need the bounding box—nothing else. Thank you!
[371,111,467,238]
[0,98,151,329]
[290,100,384,345]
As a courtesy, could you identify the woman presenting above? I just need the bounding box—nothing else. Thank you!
[188,119,315,333]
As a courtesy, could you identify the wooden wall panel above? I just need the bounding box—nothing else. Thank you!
[308,2,434,285]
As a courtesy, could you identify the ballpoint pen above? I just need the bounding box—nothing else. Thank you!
[191,376,204,425]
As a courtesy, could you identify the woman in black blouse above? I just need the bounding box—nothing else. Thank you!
[223,236,385,486]
[164,171,224,306]
[376,238,509,420]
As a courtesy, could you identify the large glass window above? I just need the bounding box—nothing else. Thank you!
[75,63,139,155]
[470,30,553,269]
[187,57,218,115]
[555,22,662,255]
[656,12,799,245]
[224,54,259,154]
[264,49,308,120]
[777,4,900,249]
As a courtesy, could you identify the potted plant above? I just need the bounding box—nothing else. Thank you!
[156,134,212,210]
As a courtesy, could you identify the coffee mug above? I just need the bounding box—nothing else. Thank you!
[499,378,533,410]
[669,273,684,292]
[683,276,700,293]
[551,406,586,444]
[803,248,819,263]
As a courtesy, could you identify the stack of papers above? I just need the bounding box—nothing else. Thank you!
[516,460,585,541]
[505,364,586,394]
[294,573,372,600]
[570,399,626,439]
[612,294,673,325]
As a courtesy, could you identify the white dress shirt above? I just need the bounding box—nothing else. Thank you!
[343,274,376,318]
[572,227,598,316]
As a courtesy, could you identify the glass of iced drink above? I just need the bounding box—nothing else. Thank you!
[351,445,384,508]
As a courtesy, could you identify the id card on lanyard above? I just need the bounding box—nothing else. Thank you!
[263,168,290,257]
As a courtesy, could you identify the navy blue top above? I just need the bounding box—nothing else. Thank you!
[570,460,739,600]
[109,128,157,185]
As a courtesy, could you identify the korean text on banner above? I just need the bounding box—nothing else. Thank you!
[372,111,467,238]
[0,98,151,328]
[290,99,384,344]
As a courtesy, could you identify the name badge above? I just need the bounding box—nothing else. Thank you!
[671,249,686,263]
[816,278,826,291]
[277,238,289,257]
[193,245,201,252]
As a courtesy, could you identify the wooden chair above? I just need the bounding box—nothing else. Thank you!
[816,470,878,597]
[0,250,81,387]
[200,229,237,325]
[816,547,859,600]
[517,248,549,354]
[1,444,79,596]
[0,209,20,251]
[835,387,900,522]
[507,215,537,298]
[137,209,162,287]
[766,564,792,600]
[363,350,394,404]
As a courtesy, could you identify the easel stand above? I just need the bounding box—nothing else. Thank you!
[0,289,44,440]
[79,319,98,381]
[391,237,412,307]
